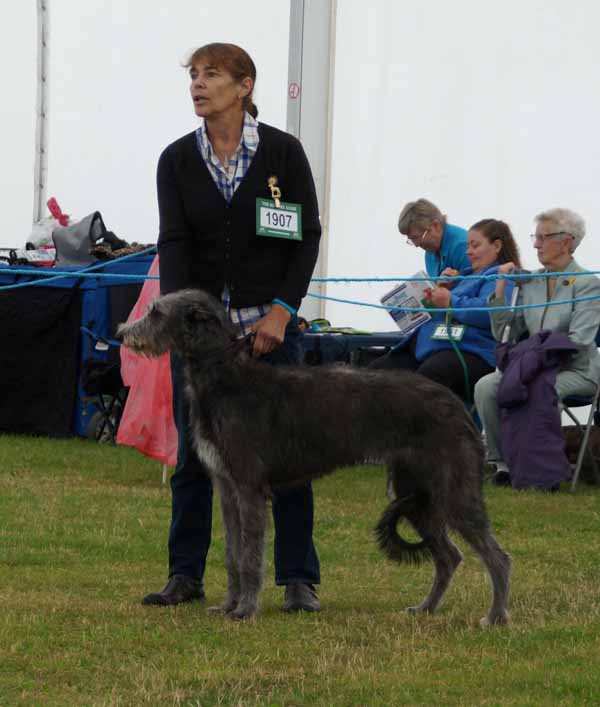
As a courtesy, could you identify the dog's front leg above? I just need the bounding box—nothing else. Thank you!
[208,475,243,615]
[227,484,268,621]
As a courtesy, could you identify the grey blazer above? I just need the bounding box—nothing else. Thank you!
[489,259,600,384]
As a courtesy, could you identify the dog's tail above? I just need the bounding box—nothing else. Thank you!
[374,493,432,564]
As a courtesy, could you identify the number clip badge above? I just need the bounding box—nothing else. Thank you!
[267,175,282,208]
[256,175,302,242]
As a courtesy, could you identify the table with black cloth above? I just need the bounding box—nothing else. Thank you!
[302,330,407,366]
[0,255,153,438]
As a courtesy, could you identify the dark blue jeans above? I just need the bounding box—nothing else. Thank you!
[168,317,320,586]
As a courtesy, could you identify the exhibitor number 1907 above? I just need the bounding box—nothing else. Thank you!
[265,210,293,228]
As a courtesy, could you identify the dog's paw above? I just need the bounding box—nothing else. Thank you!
[405,605,434,616]
[206,604,230,616]
[480,611,510,628]
[207,596,241,616]
[227,606,257,621]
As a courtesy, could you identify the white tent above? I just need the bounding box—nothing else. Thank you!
[4,1,600,329]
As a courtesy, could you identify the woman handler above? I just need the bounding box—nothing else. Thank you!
[144,43,321,612]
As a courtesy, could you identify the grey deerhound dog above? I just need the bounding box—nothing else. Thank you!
[118,289,511,625]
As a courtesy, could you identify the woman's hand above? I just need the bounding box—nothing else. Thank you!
[498,262,516,275]
[429,286,452,308]
[437,267,459,289]
[496,262,516,299]
[250,303,291,356]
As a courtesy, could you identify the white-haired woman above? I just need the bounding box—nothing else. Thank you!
[474,208,600,484]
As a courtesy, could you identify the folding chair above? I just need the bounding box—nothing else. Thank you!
[80,327,129,443]
[561,327,600,490]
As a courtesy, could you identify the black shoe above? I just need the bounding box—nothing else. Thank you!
[142,574,205,606]
[283,583,320,613]
[491,470,511,487]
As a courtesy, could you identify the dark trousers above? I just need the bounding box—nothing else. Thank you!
[369,337,494,401]
[168,318,320,586]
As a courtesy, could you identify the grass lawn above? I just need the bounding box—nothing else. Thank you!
[1,435,599,706]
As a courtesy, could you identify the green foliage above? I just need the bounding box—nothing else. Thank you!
[1,435,599,706]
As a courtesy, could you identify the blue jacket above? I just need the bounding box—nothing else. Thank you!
[425,222,470,277]
[414,264,514,367]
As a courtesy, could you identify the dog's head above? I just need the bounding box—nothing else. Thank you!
[118,289,237,359]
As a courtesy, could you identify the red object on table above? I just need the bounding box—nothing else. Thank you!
[46,197,70,226]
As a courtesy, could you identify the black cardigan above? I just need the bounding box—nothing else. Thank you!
[156,122,321,311]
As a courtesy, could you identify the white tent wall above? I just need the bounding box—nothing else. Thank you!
[2,1,290,249]
[47,0,291,245]
[0,4,37,248]
[325,0,600,330]
[4,1,600,333]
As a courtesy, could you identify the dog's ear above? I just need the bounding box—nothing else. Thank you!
[185,305,221,329]
[184,307,205,327]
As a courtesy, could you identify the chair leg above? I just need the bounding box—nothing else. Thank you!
[587,443,600,485]
[94,395,115,443]
[94,393,123,444]
[107,397,120,442]
[570,387,600,491]
[95,387,128,444]
[562,404,582,430]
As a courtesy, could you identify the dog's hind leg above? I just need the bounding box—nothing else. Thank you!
[227,485,269,621]
[453,514,511,627]
[385,454,463,616]
[406,524,463,616]
[209,475,243,615]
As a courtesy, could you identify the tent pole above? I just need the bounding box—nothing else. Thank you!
[287,0,336,321]
[33,0,50,224]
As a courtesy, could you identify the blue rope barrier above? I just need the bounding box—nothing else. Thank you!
[1,247,600,314]
[1,263,596,290]
[4,269,159,282]
[310,270,600,283]
[0,246,157,291]
[305,290,600,314]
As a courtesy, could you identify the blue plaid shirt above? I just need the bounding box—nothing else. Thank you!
[195,112,259,204]
[195,113,268,335]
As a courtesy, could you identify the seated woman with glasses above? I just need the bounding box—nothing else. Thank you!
[370,219,520,403]
[474,208,600,486]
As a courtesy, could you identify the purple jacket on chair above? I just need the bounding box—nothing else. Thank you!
[497,331,579,490]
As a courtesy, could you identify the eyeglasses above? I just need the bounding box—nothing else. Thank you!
[529,231,572,244]
[406,228,429,247]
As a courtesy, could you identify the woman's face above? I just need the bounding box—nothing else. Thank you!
[189,60,251,120]
[533,220,573,267]
[466,229,502,272]
[405,219,444,253]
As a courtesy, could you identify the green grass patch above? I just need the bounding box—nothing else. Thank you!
[1,435,599,706]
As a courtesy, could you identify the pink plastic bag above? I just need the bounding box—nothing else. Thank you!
[116,255,177,466]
